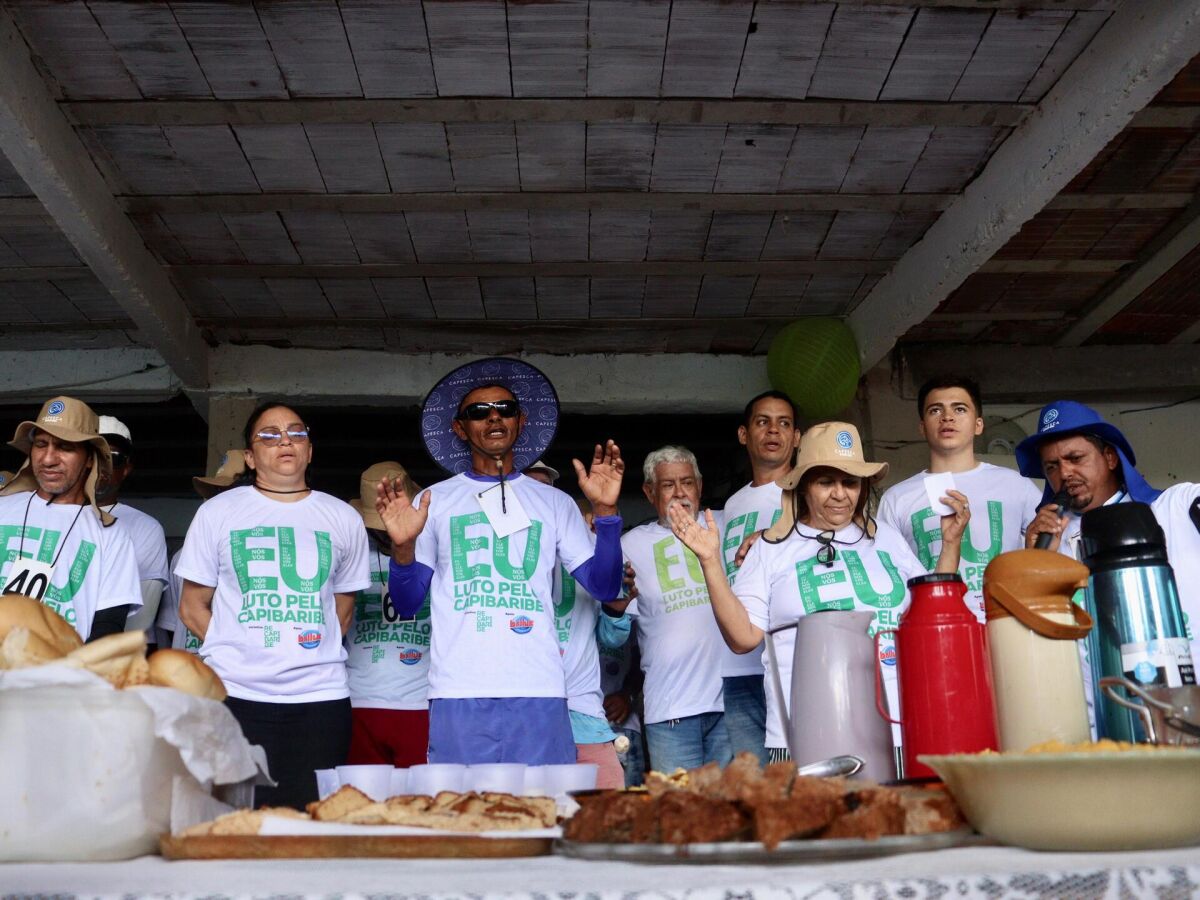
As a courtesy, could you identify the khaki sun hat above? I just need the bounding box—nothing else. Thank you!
[1,396,115,526]
[351,461,421,531]
[766,422,887,540]
[193,449,246,499]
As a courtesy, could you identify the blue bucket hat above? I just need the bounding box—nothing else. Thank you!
[1015,400,1161,505]
[421,357,559,476]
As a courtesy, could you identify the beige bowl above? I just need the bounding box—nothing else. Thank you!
[920,749,1200,851]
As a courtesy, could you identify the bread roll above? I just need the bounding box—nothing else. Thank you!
[0,594,81,657]
[62,630,147,688]
[147,648,227,701]
[0,627,64,669]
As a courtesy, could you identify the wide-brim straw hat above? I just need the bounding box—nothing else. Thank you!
[1,396,115,526]
[421,357,559,476]
[193,449,246,499]
[766,422,887,540]
[351,461,420,531]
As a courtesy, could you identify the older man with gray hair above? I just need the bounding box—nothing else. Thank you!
[621,445,731,772]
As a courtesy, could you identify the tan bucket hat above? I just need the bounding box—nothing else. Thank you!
[0,396,115,526]
[193,449,247,499]
[767,422,887,540]
[351,461,421,531]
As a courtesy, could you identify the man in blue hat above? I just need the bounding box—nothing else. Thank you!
[1017,401,1200,660]
[376,358,626,766]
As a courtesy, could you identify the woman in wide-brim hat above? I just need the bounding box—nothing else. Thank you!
[668,421,970,761]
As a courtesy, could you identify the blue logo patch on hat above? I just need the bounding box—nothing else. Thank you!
[1042,407,1060,431]
[47,401,65,416]
[298,630,322,649]
[836,430,853,450]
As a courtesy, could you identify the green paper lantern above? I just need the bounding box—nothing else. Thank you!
[767,318,861,419]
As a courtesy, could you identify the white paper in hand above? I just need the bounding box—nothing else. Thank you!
[476,481,532,537]
[923,472,957,518]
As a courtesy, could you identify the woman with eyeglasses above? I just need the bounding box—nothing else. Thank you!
[667,421,969,762]
[177,402,370,807]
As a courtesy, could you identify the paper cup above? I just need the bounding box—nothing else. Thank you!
[522,765,550,796]
[407,763,467,796]
[315,768,340,799]
[335,765,393,801]
[389,768,410,797]
[542,763,598,796]
[463,763,525,794]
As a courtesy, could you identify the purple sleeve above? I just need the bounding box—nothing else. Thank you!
[570,515,623,602]
[388,559,434,617]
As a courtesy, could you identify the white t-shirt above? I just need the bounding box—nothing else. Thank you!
[1152,483,1200,662]
[555,564,605,720]
[346,545,431,710]
[175,486,371,703]
[622,514,729,725]
[414,472,596,700]
[154,547,202,653]
[599,618,641,732]
[0,492,142,641]
[878,463,1042,621]
[731,521,924,749]
[107,502,169,585]
[721,481,783,677]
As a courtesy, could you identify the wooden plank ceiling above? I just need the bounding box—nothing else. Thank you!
[1,0,1196,355]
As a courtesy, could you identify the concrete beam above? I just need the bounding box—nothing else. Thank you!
[62,98,1032,128]
[0,10,209,389]
[1058,202,1200,345]
[898,343,1200,403]
[0,266,93,281]
[1170,319,1200,345]
[205,395,257,475]
[847,0,1200,369]
[208,348,770,414]
[0,348,177,403]
[115,192,1197,217]
[170,258,1120,281]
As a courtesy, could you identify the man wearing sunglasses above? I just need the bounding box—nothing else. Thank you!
[96,416,169,646]
[378,358,626,767]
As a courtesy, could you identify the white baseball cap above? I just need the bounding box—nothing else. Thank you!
[97,415,132,444]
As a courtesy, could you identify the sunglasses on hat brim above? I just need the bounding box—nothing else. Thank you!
[456,399,521,421]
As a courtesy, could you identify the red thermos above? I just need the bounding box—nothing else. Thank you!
[875,573,998,779]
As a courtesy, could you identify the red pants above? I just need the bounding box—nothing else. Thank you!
[347,707,430,767]
[576,741,625,790]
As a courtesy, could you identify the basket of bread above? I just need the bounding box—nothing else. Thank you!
[0,595,261,862]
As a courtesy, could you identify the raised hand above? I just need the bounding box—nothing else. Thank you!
[939,489,971,546]
[668,504,721,563]
[573,439,624,516]
[375,477,430,559]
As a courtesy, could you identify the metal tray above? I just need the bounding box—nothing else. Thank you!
[555,827,983,864]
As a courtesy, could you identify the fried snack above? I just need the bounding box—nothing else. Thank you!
[893,786,966,835]
[820,787,906,840]
[180,806,308,837]
[635,792,749,844]
[564,791,654,842]
[305,784,373,820]
[339,802,391,825]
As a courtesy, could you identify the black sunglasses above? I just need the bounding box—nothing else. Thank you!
[456,399,520,421]
[815,530,837,567]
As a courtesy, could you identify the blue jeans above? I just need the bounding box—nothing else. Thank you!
[722,674,768,765]
[644,711,732,773]
[613,725,646,787]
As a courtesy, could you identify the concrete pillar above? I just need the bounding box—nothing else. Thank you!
[205,395,258,476]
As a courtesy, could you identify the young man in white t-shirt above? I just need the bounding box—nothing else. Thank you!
[719,390,800,764]
[878,375,1041,621]
[379,359,625,765]
[95,416,170,641]
[0,396,141,641]
[623,445,732,773]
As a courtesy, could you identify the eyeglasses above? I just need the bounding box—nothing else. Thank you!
[109,450,128,466]
[456,399,520,421]
[815,530,837,567]
[254,427,310,445]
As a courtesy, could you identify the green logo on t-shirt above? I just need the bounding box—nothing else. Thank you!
[794,549,905,614]
[0,524,96,624]
[555,565,576,643]
[448,512,546,614]
[722,508,782,575]
[229,527,332,626]
[910,500,1003,591]
[652,535,710,613]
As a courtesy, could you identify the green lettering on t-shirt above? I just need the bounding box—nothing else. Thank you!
[450,511,491,580]
[844,550,905,609]
[653,535,703,592]
[722,508,783,575]
[43,539,96,613]
[492,520,542,582]
[911,500,1003,570]
[0,524,59,590]
[795,556,853,614]
[795,549,904,613]
[554,564,576,618]
[230,526,277,591]
[278,527,332,593]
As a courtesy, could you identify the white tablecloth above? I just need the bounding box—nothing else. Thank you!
[5,845,1200,899]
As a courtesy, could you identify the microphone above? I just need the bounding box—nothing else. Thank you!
[1034,487,1072,550]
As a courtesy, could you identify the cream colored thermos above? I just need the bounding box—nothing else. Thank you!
[983,549,1094,751]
